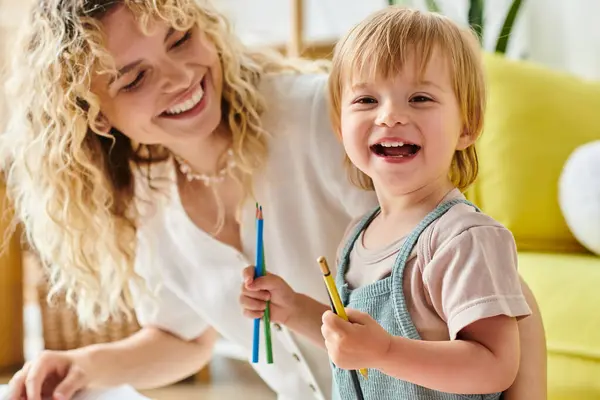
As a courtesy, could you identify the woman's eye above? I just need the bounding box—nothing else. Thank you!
[122,71,146,92]
[410,95,433,103]
[355,97,377,104]
[171,30,192,49]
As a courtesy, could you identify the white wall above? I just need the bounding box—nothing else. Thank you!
[527,0,600,81]
[1,0,598,81]
[215,0,387,46]
[218,0,600,81]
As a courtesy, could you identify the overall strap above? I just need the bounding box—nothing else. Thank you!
[391,198,479,339]
[335,206,381,294]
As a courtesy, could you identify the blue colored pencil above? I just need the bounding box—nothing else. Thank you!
[251,205,265,363]
[256,208,264,276]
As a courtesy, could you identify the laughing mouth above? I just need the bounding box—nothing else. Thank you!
[161,78,206,116]
[370,141,421,158]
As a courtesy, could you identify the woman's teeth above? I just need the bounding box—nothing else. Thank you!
[165,85,204,115]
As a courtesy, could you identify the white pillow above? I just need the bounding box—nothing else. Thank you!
[558,140,600,255]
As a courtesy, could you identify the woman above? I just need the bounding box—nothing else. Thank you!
[0,0,545,399]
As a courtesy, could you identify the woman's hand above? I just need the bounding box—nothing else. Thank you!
[240,266,298,325]
[7,349,91,400]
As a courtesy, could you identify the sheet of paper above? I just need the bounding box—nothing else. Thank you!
[0,384,151,400]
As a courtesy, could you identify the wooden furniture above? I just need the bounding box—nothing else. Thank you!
[0,3,25,374]
[36,276,141,351]
[285,0,336,59]
[288,0,304,57]
[31,253,211,383]
[0,183,24,374]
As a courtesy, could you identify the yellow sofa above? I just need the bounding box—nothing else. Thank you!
[469,53,600,400]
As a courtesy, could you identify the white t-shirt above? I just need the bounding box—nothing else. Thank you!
[131,73,378,400]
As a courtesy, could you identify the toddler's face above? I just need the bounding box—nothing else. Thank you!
[340,50,473,195]
[90,5,223,149]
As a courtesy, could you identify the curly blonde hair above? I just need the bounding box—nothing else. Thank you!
[328,7,486,192]
[0,0,325,328]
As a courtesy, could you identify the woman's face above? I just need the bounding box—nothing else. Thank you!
[91,5,223,148]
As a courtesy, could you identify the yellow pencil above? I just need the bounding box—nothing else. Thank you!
[317,256,368,379]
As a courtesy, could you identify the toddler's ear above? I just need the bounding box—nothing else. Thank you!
[456,128,477,150]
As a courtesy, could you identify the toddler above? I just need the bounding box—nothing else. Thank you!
[242,7,532,400]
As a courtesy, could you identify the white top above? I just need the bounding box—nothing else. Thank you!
[131,73,378,400]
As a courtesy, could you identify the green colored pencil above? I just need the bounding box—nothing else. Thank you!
[262,241,273,363]
[256,202,273,363]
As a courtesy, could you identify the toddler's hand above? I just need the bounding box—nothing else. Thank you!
[239,266,298,325]
[321,308,392,370]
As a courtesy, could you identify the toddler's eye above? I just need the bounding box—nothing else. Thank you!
[410,95,433,103]
[355,97,377,104]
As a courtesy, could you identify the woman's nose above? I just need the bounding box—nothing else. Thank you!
[161,59,194,94]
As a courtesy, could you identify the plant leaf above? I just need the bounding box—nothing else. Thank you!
[496,0,525,53]
[425,0,441,13]
[468,0,484,44]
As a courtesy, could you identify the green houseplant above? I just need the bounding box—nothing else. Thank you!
[388,0,525,55]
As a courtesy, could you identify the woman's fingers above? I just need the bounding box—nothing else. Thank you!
[6,351,82,400]
[53,365,88,400]
[25,356,53,400]
[7,362,30,400]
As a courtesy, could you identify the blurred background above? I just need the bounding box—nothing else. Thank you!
[1,0,600,399]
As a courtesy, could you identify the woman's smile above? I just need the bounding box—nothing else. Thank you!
[160,76,208,120]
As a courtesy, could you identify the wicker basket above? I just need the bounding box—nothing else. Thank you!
[33,262,211,382]
[36,280,141,351]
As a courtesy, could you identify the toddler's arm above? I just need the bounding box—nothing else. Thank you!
[240,266,329,348]
[377,315,520,393]
[323,309,519,394]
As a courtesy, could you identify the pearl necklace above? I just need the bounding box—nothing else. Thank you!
[174,148,236,186]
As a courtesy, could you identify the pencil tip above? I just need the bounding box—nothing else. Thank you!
[317,256,330,274]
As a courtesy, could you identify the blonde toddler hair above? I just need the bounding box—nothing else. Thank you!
[328,7,486,192]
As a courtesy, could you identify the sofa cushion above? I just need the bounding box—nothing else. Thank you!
[518,251,600,398]
[547,353,600,400]
[470,54,600,252]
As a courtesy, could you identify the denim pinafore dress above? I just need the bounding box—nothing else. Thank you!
[332,198,502,400]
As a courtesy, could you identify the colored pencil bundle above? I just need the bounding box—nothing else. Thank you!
[252,204,274,364]
[317,256,366,400]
